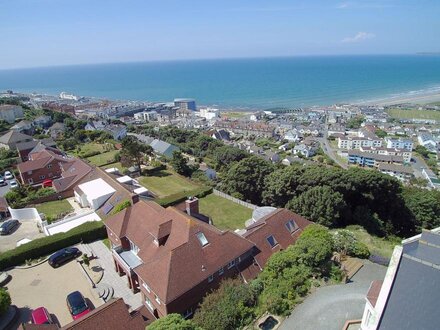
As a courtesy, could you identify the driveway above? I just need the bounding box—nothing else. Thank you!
[0,180,12,197]
[0,220,44,252]
[6,258,103,327]
[280,260,387,330]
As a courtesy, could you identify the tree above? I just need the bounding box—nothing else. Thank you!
[170,150,191,176]
[212,145,247,170]
[287,186,346,227]
[148,313,202,330]
[193,278,256,330]
[403,188,440,230]
[375,129,387,138]
[0,288,11,315]
[293,224,334,269]
[332,229,370,258]
[414,145,431,159]
[346,116,364,129]
[222,156,274,204]
[120,136,153,170]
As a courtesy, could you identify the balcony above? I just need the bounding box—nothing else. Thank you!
[112,246,143,274]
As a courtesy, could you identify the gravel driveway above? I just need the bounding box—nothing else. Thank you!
[280,260,387,330]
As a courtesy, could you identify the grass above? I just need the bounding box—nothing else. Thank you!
[221,111,250,119]
[35,199,74,222]
[139,169,200,198]
[341,225,400,259]
[199,193,253,231]
[86,150,119,166]
[102,238,111,250]
[387,108,440,120]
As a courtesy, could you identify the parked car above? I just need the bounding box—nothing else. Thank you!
[66,291,90,320]
[0,219,19,235]
[42,179,53,188]
[9,180,19,189]
[31,307,53,325]
[4,171,13,180]
[48,247,81,268]
[0,178,6,187]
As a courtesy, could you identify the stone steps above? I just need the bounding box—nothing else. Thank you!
[96,283,115,302]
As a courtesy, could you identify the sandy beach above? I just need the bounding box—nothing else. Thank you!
[358,91,440,106]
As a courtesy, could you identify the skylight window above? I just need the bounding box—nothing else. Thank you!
[285,220,298,233]
[266,235,278,248]
[196,232,209,247]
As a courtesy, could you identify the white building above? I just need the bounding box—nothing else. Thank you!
[417,133,437,152]
[198,107,220,120]
[360,146,412,163]
[134,111,158,122]
[59,92,81,101]
[338,136,383,149]
[0,104,24,123]
[385,138,413,151]
[74,178,116,210]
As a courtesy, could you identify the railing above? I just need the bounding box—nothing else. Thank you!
[213,189,258,210]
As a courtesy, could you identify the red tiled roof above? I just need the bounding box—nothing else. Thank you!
[366,280,383,308]
[243,208,312,267]
[17,148,69,173]
[105,201,255,304]
[53,159,93,192]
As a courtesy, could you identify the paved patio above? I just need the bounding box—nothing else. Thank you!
[280,260,387,330]
[81,240,143,310]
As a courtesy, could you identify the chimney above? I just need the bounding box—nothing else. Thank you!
[131,194,139,204]
[186,196,199,216]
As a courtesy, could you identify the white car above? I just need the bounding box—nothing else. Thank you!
[9,180,19,189]
[4,171,13,180]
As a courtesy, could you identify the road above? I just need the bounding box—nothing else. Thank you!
[280,260,387,330]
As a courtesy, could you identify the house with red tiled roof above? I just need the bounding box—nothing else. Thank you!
[17,147,71,186]
[105,199,256,320]
[242,208,312,280]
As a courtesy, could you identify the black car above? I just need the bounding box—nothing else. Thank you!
[48,247,81,268]
[0,178,7,187]
[66,291,90,320]
[0,219,19,235]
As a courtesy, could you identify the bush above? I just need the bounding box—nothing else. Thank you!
[0,221,106,270]
[80,150,101,158]
[149,313,201,330]
[0,288,11,315]
[351,242,370,259]
[157,186,213,207]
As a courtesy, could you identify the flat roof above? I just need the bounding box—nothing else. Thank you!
[77,178,116,200]
[116,175,132,184]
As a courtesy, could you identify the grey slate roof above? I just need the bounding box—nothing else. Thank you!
[150,139,179,158]
[378,231,440,330]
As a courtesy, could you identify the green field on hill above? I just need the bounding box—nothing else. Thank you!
[387,108,440,120]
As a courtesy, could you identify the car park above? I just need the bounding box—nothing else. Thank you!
[66,291,90,320]
[4,171,13,180]
[48,247,82,268]
[31,307,54,325]
[9,180,19,189]
[0,219,20,235]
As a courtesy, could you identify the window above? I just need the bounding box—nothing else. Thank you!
[28,178,33,184]
[208,274,214,283]
[154,294,161,305]
[142,282,150,293]
[129,239,139,255]
[183,308,193,319]
[145,297,154,311]
[47,164,52,169]
[218,267,224,276]
[196,232,209,247]
[285,220,298,234]
[266,235,278,248]
[39,175,45,180]
[227,260,235,269]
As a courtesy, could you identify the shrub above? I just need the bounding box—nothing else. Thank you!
[351,242,370,259]
[112,200,132,215]
[0,221,106,270]
[0,288,11,315]
[149,313,201,330]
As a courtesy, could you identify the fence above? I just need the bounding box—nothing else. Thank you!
[213,189,258,210]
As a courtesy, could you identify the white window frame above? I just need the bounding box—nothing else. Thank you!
[183,307,193,319]
[227,260,235,269]
[154,294,161,305]
[219,267,224,276]
[47,164,52,169]
[145,297,154,311]
[28,178,33,184]
[208,274,214,283]
[142,282,151,293]
[129,239,139,255]
[39,175,45,180]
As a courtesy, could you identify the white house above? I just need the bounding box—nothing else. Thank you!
[74,178,116,210]
[0,105,24,123]
[417,133,437,152]
[284,129,301,142]
[385,137,413,151]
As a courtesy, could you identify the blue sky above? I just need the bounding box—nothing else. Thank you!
[0,0,439,69]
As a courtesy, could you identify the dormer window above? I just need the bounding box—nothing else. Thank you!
[285,220,298,234]
[266,235,278,248]
[196,232,209,247]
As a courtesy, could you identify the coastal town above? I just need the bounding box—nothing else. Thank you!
[0,90,438,330]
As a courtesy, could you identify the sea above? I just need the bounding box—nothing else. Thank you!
[1,55,440,109]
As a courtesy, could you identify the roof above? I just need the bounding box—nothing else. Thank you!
[77,178,116,200]
[243,208,312,268]
[15,140,38,151]
[0,130,33,145]
[17,148,69,173]
[378,163,413,175]
[150,139,179,158]
[52,159,93,192]
[378,230,440,330]
[105,201,255,304]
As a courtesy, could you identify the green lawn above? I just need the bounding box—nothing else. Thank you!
[139,169,200,198]
[341,225,401,259]
[87,150,119,166]
[387,108,440,120]
[199,193,253,231]
[221,111,250,119]
[35,199,74,222]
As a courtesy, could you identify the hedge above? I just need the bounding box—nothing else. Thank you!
[0,221,106,270]
[157,186,213,207]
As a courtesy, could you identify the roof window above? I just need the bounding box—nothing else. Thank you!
[196,232,209,247]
